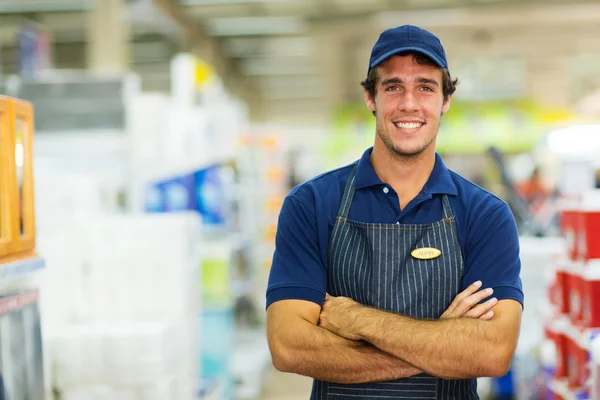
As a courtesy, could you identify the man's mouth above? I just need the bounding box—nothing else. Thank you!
[393,122,425,129]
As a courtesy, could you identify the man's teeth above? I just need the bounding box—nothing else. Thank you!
[395,122,423,129]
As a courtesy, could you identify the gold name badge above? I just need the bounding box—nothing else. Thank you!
[411,247,441,260]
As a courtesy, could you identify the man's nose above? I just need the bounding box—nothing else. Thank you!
[398,90,419,113]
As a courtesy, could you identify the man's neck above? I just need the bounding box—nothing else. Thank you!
[370,144,436,210]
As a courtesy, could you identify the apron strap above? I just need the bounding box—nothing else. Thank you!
[441,194,454,219]
[337,164,454,220]
[336,162,358,219]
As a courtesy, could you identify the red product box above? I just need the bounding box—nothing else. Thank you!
[581,262,600,328]
[579,190,600,261]
[559,198,581,261]
[556,332,569,380]
[551,318,570,379]
[568,265,586,325]
[576,334,591,390]
[549,279,560,310]
[591,332,600,400]
[565,325,600,394]
[566,331,580,388]
[556,264,571,315]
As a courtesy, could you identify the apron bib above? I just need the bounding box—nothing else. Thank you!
[311,163,479,400]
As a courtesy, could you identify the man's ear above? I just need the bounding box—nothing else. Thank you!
[364,89,376,116]
[442,96,451,114]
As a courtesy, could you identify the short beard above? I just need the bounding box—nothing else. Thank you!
[376,121,436,162]
[373,107,444,162]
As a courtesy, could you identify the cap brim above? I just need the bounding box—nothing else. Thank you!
[370,47,447,70]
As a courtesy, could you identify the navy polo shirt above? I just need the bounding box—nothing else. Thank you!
[266,147,524,309]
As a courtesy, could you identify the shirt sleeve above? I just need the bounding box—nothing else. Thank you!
[461,202,524,308]
[266,195,327,309]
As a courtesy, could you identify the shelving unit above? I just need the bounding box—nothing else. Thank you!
[0,257,45,280]
[0,95,45,399]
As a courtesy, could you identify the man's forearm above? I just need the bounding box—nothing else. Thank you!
[269,318,421,383]
[355,307,515,379]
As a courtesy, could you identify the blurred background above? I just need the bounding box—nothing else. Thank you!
[1,0,600,399]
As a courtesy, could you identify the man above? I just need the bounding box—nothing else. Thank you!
[266,25,523,399]
[517,166,549,211]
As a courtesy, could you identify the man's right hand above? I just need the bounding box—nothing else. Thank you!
[441,281,498,321]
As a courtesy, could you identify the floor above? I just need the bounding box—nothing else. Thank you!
[258,366,313,400]
[256,367,496,400]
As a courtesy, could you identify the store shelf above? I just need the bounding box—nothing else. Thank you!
[0,256,45,280]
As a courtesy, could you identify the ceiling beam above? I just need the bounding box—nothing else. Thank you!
[151,0,250,97]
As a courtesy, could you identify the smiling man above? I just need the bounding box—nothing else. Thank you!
[266,25,524,399]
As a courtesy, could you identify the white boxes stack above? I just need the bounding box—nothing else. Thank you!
[37,213,202,400]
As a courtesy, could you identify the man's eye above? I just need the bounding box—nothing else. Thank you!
[421,86,434,92]
[386,86,399,92]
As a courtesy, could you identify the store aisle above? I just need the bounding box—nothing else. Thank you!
[259,366,313,400]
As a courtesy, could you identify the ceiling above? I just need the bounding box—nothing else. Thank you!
[1,0,600,126]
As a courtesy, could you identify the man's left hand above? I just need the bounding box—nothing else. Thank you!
[318,293,365,340]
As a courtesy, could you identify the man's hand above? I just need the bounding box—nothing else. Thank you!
[318,294,364,340]
[441,280,498,320]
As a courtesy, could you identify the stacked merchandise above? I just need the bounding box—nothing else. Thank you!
[232,129,288,399]
[144,165,236,399]
[542,190,600,399]
[38,213,201,400]
[237,129,288,305]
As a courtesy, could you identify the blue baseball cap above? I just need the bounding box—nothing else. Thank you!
[369,25,449,74]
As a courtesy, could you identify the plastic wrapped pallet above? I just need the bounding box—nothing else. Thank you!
[37,213,202,400]
[38,213,201,327]
[47,321,194,399]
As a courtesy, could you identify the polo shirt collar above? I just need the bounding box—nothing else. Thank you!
[354,147,458,196]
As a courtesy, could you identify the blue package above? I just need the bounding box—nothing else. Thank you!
[144,184,165,213]
[162,174,196,212]
[194,166,227,226]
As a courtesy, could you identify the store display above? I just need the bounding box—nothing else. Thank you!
[541,189,600,399]
[0,95,45,399]
[0,96,36,259]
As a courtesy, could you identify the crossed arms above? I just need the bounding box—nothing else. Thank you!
[266,281,522,384]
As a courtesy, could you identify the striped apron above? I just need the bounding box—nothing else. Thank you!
[311,164,479,399]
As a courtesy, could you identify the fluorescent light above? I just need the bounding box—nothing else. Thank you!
[546,125,600,156]
[377,4,600,29]
[207,16,306,36]
[181,0,284,4]
[0,0,91,13]
[242,58,316,75]
[224,37,314,57]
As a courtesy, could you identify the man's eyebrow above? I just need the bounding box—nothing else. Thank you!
[380,77,403,86]
[380,77,440,87]
[416,77,440,87]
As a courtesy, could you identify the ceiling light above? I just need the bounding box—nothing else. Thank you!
[207,16,307,36]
